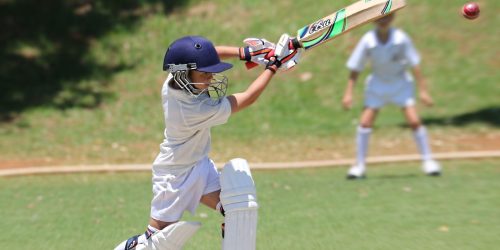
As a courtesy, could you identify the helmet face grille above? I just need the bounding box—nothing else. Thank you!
[206,74,228,103]
[171,69,228,103]
[172,70,197,95]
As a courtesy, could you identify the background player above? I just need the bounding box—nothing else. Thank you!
[342,14,441,179]
[114,36,299,249]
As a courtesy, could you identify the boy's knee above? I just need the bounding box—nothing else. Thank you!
[408,121,421,130]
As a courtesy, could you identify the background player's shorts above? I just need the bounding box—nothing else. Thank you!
[150,157,220,222]
[364,77,415,109]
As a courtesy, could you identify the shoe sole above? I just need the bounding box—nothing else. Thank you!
[426,171,441,177]
[346,175,366,180]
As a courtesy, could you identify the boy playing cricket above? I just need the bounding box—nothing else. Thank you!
[114,36,300,249]
[342,14,441,179]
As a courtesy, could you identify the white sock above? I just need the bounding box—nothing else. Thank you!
[413,126,432,161]
[356,126,372,167]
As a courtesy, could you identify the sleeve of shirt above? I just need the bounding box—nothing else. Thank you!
[403,35,421,67]
[182,97,232,130]
[346,36,368,72]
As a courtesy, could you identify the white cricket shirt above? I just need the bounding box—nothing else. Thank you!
[152,75,232,174]
[347,28,420,83]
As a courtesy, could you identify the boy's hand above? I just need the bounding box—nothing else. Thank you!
[240,38,276,69]
[419,90,434,106]
[265,48,302,73]
[342,92,353,110]
[265,57,282,73]
[274,33,303,71]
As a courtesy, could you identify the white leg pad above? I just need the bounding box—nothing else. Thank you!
[220,158,258,250]
[136,221,201,250]
[223,209,258,250]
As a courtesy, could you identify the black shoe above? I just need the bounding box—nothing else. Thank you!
[346,174,366,180]
[426,171,441,177]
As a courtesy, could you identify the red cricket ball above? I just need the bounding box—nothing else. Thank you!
[462,2,480,20]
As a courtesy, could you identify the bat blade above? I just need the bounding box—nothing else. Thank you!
[295,0,406,50]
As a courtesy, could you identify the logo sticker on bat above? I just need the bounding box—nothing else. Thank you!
[309,19,332,34]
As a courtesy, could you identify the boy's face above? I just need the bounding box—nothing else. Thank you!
[190,70,213,89]
[375,14,394,32]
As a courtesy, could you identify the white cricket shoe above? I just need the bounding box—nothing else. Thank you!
[347,164,366,180]
[422,160,441,176]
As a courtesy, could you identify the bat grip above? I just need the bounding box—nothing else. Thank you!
[290,38,303,49]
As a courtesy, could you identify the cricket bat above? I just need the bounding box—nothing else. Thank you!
[278,0,407,54]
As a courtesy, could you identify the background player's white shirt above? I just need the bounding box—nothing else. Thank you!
[152,75,232,175]
[347,28,420,83]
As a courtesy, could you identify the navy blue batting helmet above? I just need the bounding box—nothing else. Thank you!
[163,36,233,73]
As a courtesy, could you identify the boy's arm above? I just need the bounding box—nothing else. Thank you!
[342,71,359,110]
[227,69,275,114]
[224,38,302,114]
[343,34,368,110]
[412,66,434,106]
[215,46,240,60]
[216,45,276,114]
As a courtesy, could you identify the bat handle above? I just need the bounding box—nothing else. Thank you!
[290,38,303,49]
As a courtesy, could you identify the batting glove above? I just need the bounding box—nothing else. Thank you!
[239,38,276,69]
[274,33,303,71]
[265,57,282,74]
[265,50,302,74]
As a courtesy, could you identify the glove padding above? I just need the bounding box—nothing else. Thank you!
[240,38,276,69]
[265,34,302,73]
[274,33,302,71]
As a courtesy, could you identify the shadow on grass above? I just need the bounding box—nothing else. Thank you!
[163,0,190,14]
[397,106,500,129]
[0,0,189,122]
[375,173,419,180]
[422,106,500,128]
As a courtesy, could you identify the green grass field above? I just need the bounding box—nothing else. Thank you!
[1,0,499,166]
[1,2,499,249]
[1,160,499,249]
